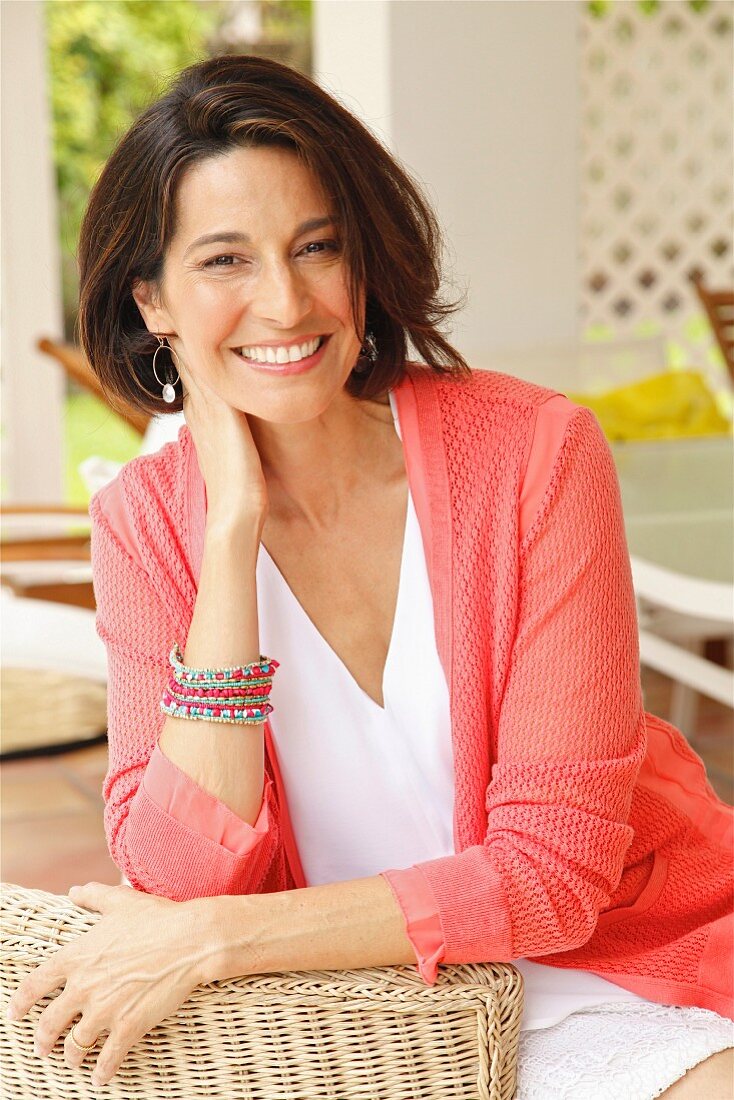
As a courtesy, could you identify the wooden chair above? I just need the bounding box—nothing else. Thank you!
[691,273,734,385]
[2,339,150,611]
[37,337,150,437]
[0,504,94,610]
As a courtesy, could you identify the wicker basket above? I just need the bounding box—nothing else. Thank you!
[0,669,107,756]
[1,884,524,1099]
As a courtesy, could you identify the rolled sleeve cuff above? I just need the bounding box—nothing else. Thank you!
[143,741,272,856]
[380,865,446,985]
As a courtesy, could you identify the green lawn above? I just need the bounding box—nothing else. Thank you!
[64,392,141,506]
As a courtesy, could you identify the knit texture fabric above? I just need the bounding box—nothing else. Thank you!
[90,364,733,1019]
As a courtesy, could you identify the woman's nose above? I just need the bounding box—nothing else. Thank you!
[250,260,313,329]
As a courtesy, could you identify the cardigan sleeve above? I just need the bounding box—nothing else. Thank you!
[143,742,274,855]
[90,488,283,902]
[381,404,646,982]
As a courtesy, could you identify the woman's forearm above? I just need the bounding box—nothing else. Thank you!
[158,513,267,825]
[203,875,416,981]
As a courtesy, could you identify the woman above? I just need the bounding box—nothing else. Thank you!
[8,55,733,1096]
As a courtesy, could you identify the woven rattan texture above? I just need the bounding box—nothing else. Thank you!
[1,885,524,1099]
[0,669,107,755]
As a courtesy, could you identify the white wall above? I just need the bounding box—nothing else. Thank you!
[313,0,580,365]
[313,0,393,148]
[1,0,64,502]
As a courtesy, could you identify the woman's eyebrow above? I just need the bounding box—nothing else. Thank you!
[183,216,338,257]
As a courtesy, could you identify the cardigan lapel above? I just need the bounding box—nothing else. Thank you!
[393,366,458,851]
[394,366,453,698]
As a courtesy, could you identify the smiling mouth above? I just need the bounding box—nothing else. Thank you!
[234,335,326,365]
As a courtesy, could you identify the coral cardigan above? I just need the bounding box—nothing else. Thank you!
[89,364,733,1020]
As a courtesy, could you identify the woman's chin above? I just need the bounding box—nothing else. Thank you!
[223,347,359,422]
[226,383,351,425]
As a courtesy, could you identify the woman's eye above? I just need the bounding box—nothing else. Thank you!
[202,242,339,268]
[203,255,239,268]
[300,239,340,257]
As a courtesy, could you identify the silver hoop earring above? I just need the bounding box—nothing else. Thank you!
[354,330,378,374]
[152,335,180,403]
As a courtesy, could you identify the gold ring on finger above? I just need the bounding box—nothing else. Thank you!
[69,1022,98,1053]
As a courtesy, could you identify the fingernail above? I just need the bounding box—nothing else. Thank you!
[6,1004,19,1021]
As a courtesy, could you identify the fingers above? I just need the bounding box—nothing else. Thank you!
[7,961,66,1022]
[65,1016,101,1070]
[22,984,135,1088]
[68,881,133,913]
[89,1026,144,1087]
[30,988,80,1061]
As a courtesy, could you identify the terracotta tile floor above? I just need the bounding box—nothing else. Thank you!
[1,667,732,894]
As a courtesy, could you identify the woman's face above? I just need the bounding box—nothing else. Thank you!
[133,145,364,422]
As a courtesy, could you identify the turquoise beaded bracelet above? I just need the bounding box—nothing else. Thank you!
[161,643,279,726]
[168,643,279,684]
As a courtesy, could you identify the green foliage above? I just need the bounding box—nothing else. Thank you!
[64,392,141,506]
[45,0,226,335]
[588,0,710,14]
[261,0,311,38]
[46,0,313,503]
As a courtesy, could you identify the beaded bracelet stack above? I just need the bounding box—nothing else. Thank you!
[160,643,279,725]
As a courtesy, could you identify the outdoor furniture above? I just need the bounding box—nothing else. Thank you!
[1,505,94,610]
[476,335,670,396]
[692,273,734,385]
[485,338,733,733]
[0,507,106,756]
[611,433,734,729]
[36,338,149,437]
[0,590,108,757]
[0,883,524,1099]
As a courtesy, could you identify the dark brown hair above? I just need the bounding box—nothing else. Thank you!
[78,54,469,416]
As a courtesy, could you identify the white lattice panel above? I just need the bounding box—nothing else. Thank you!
[580,0,734,402]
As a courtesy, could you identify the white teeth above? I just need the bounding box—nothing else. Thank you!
[238,336,323,364]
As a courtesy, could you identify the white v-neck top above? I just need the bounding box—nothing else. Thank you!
[255,402,456,887]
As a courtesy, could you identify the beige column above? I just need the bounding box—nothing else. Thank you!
[313,0,580,363]
[1,0,64,502]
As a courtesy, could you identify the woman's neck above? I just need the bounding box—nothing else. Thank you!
[247,390,400,529]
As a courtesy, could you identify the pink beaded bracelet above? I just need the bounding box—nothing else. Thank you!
[160,643,279,726]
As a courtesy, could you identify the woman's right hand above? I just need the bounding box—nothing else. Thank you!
[173,344,269,526]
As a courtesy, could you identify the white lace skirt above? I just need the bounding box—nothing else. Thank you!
[516,1001,734,1099]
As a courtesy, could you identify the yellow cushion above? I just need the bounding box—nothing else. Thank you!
[567,370,731,441]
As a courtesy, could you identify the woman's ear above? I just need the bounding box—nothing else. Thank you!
[131,278,175,337]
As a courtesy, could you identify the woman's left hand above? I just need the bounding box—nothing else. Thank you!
[5,882,216,1088]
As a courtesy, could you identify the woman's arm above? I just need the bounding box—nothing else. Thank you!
[156,510,267,826]
[4,876,416,1090]
[154,345,272,826]
[91,490,283,901]
[204,875,417,980]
